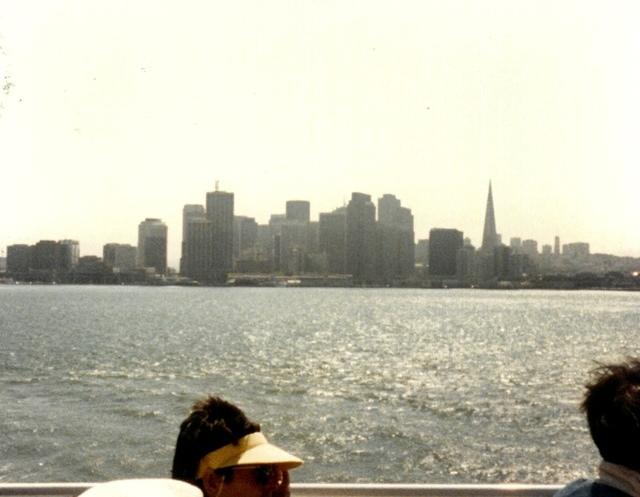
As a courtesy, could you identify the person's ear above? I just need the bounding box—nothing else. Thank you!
[201,470,224,497]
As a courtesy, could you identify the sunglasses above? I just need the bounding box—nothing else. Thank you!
[232,465,282,486]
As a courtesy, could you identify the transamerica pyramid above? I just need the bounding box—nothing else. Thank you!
[481,181,498,253]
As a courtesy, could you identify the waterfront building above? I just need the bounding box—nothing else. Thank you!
[254,224,275,272]
[59,240,80,269]
[319,207,347,274]
[183,218,214,282]
[415,239,429,266]
[377,194,415,282]
[233,216,258,260]
[103,243,137,271]
[456,244,477,285]
[32,240,61,272]
[554,236,561,256]
[429,228,463,279]
[137,218,167,274]
[180,204,206,274]
[206,190,234,281]
[279,220,309,274]
[346,192,377,283]
[286,200,311,223]
[493,245,513,280]
[6,244,31,274]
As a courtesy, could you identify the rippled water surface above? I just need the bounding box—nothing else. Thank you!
[1,286,639,483]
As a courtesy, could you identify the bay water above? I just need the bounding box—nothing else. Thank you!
[1,286,638,484]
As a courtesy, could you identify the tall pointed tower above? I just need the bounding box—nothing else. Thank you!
[480,182,498,253]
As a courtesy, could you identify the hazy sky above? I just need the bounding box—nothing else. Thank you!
[1,1,639,268]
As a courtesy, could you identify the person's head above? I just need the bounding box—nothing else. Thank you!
[582,358,640,470]
[172,396,302,497]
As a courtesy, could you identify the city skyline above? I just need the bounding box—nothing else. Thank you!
[2,184,633,272]
[1,1,639,267]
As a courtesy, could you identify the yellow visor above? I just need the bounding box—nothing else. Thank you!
[196,433,303,479]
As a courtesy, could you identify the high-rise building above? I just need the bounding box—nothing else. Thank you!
[510,237,522,254]
[480,182,499,254]
[376,194,415,281]
[32,240,61,271]
[233,216,258,260]
[415,239,429,266]
[286,200,310,223]
[180,204,206,275]
[7,244,32,274]
[428,228,463,278]
[183,218,213,281]
[346,193,377,283]
[562,242,590,258]
[103,243,137,271]
[554,236,561,256]
[319,208,346,274]
[137,218,168,274]
[521,239,539,258]
[206,190,234,281]
[479,182,500,282]
[59,240,80,270]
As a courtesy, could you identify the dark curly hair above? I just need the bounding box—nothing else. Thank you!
[582,358,640,470]
[171,396,261,483]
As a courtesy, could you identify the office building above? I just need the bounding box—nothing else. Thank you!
[206,190,234,281]
[233,216,258,260]
[103,243,137,271]
[428,228,463,278]
[415,239,429,266]
[521,239,539,258]
[319,208,347,274]
[7,244,31,274]
[137,218,167,274]
[180,205,206,274]
[563,242,590,258]
[286,200,310,223]
[32,240,61,271]
[346,192,377,283]
[377,194,415,281]
[510,237,522,254]
[59,240,80,269]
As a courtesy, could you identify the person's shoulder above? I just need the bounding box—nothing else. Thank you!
[554,479,631,497]
[554,478,595,497]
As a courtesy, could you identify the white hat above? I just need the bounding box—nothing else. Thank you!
[79,479,203,497]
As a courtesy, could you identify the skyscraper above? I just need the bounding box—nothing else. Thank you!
[137,218,168,274]
[285,200,310,223]
[377,194,415,281]
[180,204,206,275]
[346,192,377,283]
[428,228,463,278]
[319,207,346,274]
[233,216,258,260]
[103,243,137,271]
[481,182,499,254]
[206,190,234,281]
